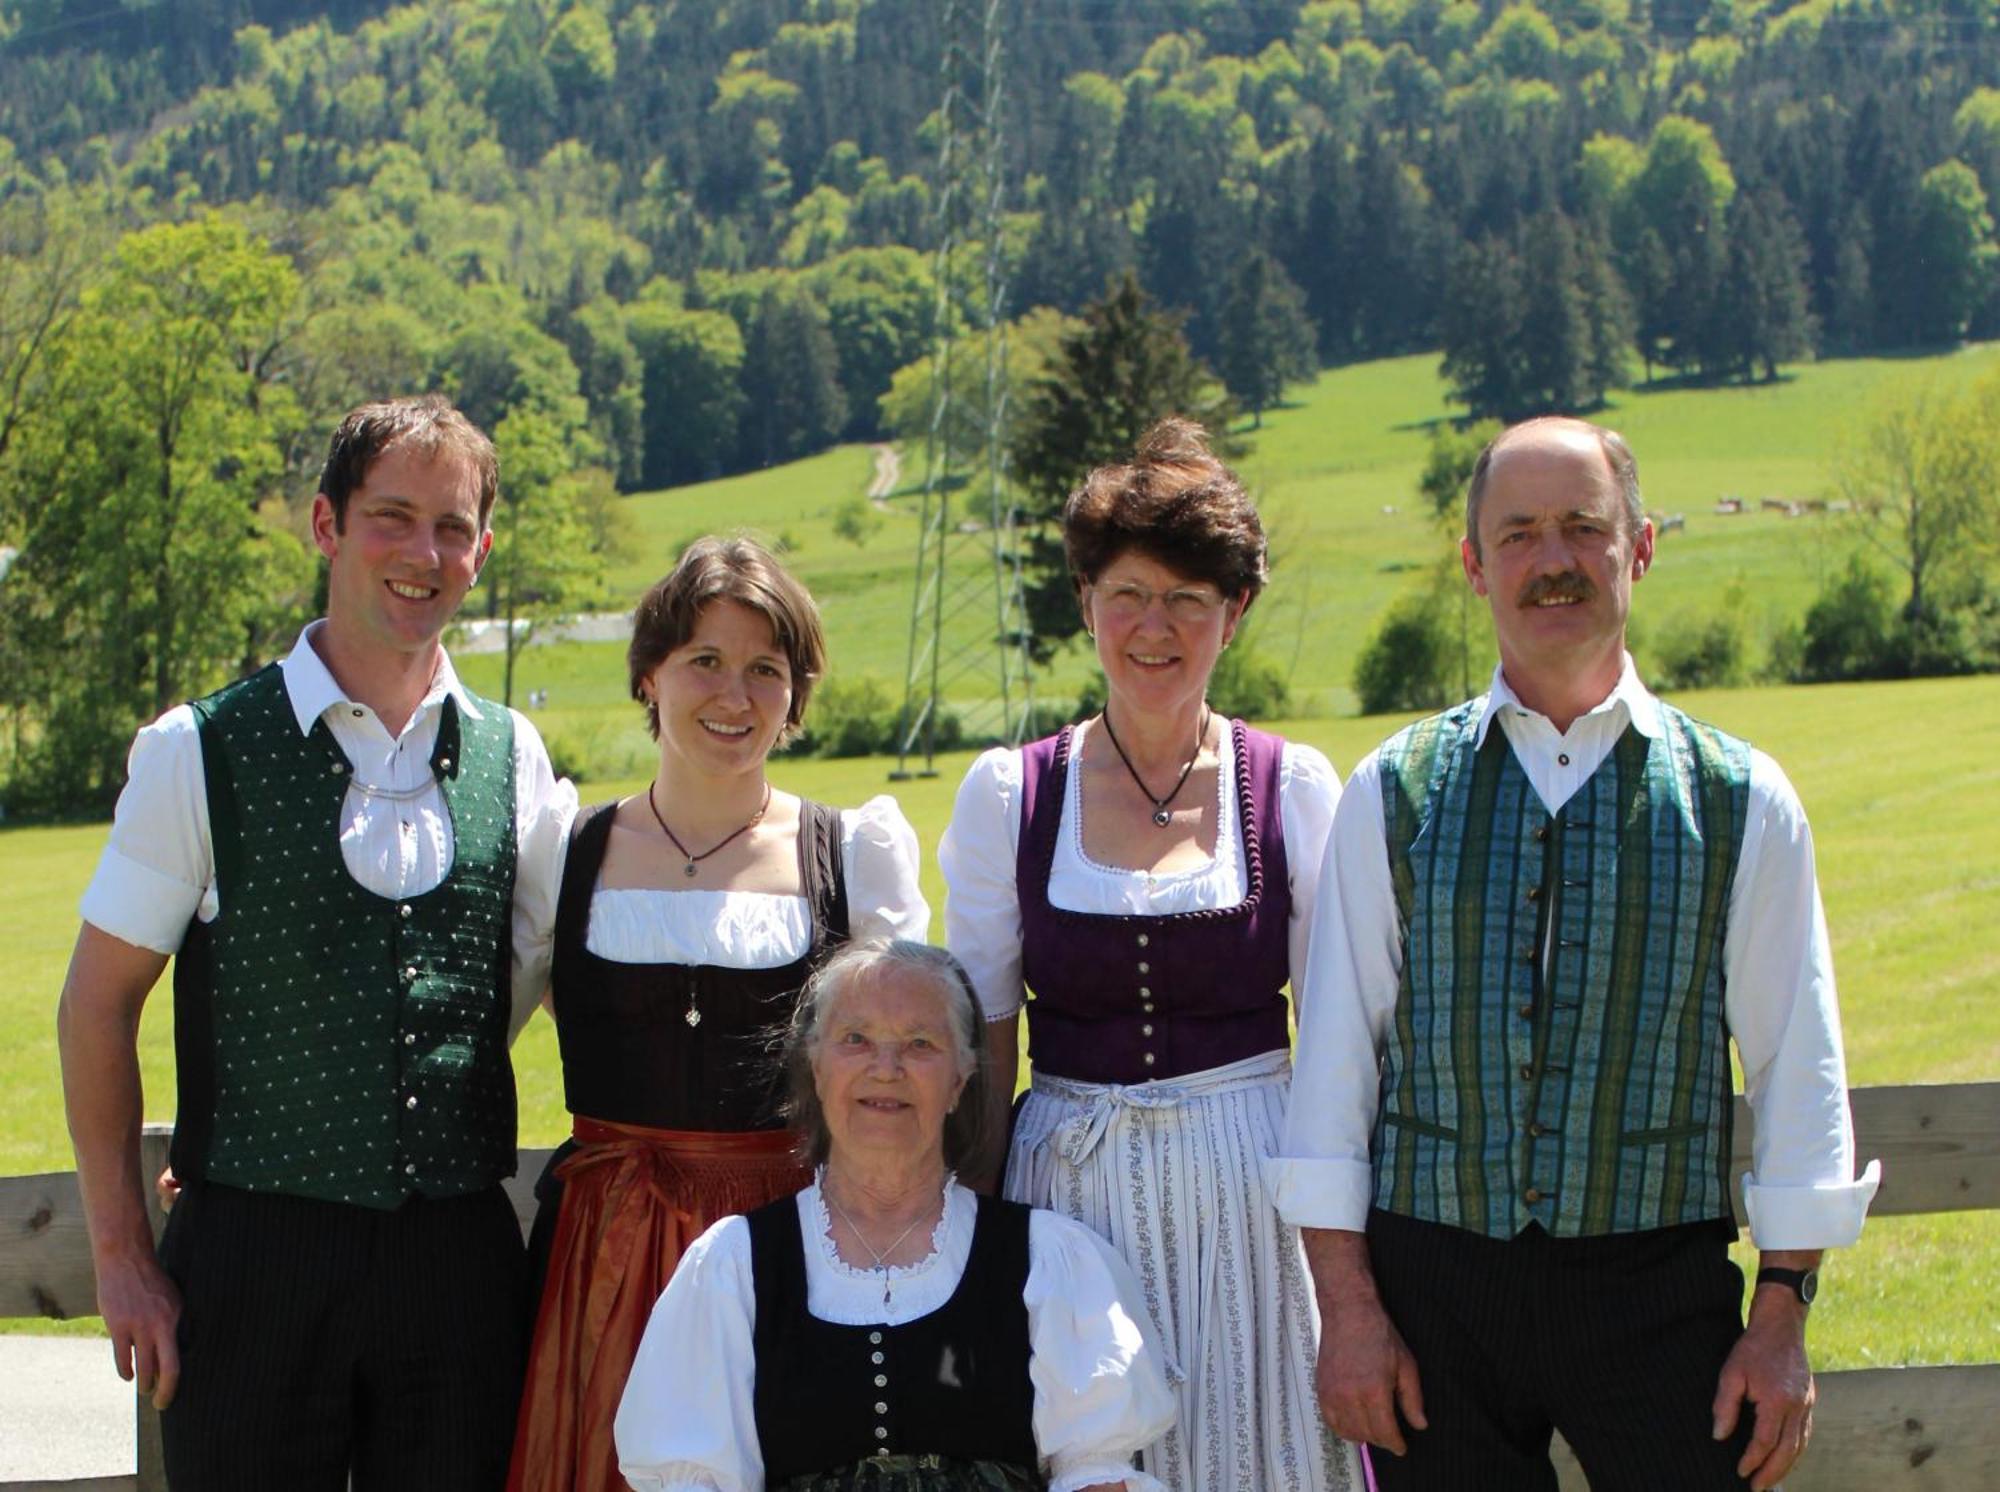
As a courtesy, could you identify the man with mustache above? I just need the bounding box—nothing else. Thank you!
[57,396,573,1488]
[1271,417,1878,1491]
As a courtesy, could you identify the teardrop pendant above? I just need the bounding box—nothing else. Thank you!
[1152,807,1172,827]
[684,1005,702,1028]
[683,861,698,878]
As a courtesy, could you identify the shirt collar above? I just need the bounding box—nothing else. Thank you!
[279,620,481,737]
[1471,653,1662,747]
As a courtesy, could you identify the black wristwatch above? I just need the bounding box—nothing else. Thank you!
[1756,1266,1818,1306]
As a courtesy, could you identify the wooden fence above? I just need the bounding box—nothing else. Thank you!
[3,1082,1995,1491]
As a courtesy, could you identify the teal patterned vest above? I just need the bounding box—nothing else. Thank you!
[1374,699,1751,1238]
[169,664,519,1210]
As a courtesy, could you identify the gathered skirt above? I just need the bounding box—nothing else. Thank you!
[507,1118,811,1492]
[1004,1050,1362,1492]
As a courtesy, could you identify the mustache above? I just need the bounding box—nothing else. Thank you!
[1517,572,1596,607]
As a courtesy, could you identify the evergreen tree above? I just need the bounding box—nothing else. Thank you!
[1439,233,1527,418]
[1706,187,1816,382]
[1214,250,1319,427]
[1442,211,1627,418]
[735,286,846,469]
[1009,272,1233,659]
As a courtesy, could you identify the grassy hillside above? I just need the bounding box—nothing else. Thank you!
[6,675,1997,1363]
[538,344,2000,759]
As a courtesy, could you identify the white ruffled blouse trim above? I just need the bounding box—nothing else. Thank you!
[802,1175,970,1323]
[1055,718,1247,915]
[583,795,926,967]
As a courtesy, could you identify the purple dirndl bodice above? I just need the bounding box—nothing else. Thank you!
[1012,719,1293,1085]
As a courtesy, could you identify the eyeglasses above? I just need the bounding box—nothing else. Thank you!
[1092,581,1225,623]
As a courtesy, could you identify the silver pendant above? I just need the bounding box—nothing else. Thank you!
[683,862,698,878]
[1152,807,1172,827]
[685,1005,702,1028]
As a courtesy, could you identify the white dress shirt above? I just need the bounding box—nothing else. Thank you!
[79,622,576,1036]
[614,1180,1176,1492]
[1271,658,1880,1251]
[938,723,1341,1021]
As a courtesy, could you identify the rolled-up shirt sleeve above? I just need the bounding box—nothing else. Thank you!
[78,705,213,954]
[1727,750,1880,1249]
[939,748,1026,1021]
[1268,750,1400,1232]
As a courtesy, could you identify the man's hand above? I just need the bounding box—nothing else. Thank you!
[1318,1288,1427,1455]
[1302,1227,1427,1455]
[1712,1267,1817,1492]
[94,1246,183,1410]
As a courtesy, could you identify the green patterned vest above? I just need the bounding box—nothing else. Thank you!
[1374,699,1751,1238]
[169,664,518,1209]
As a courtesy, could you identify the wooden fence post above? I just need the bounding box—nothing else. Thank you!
[135,1123,172,1492]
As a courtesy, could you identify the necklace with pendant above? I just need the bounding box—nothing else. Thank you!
[1099,706,1211,827]
[648,779,771,879]
[822,1172,948,1309]
[649,780,771,1027]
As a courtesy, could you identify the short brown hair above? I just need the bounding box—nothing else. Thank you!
[318,395,499,530]
[1464,416,1642,560]
[627,535,826,742]
[1062,417,1268,603]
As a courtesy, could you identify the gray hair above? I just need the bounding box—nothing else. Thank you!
[781,939,993,1170]
[1464,416,1643,560]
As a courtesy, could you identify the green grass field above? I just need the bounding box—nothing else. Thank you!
[5,349,1996,1364]
[560,345,2000,728]
[5,675,1997,1363]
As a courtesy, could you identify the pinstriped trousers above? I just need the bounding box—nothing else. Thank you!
[157,1181,527,1491]
[1363,1208,1754,1491]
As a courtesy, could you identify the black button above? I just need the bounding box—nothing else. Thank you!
[1526,886,1541,902]
[1534,825,1549,842]
[1517,1003,1534,1019]
[1520,1063,1535,1080]
[1558,753,1570,766]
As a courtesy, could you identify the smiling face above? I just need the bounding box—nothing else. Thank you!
[1082,549,1244,722]
[1462,423,1653,707]
[312,443,490,662]
[812,963,969,1170]
[641,598,793,782]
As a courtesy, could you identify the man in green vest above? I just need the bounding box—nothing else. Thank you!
[1271,417,1878,1490]
[58,396,572,1488]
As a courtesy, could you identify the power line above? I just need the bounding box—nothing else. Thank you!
[893,0,1034,780]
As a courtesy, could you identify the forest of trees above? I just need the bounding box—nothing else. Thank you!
[4,0,2000,805]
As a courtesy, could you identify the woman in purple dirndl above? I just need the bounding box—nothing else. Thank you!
[940,420,1361,1491]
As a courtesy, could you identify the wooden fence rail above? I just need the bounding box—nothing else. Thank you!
[4,1083,1996,1490]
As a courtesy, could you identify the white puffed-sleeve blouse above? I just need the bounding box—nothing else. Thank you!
[614,1180,1175,1492]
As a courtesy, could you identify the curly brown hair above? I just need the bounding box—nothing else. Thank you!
[1061,417,1268,604]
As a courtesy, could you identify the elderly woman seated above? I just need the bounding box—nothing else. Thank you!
[614,938,1175,1492]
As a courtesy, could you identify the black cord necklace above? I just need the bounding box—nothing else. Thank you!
[1098,706,1211,827]
[648,779,771,879]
